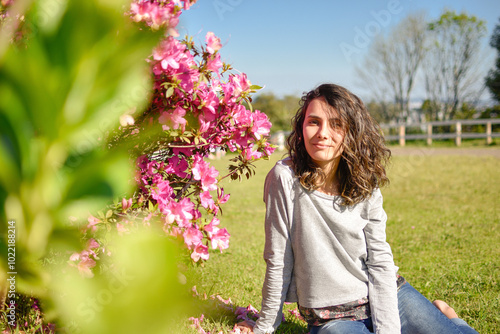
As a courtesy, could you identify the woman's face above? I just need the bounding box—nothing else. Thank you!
[302,97,345,173]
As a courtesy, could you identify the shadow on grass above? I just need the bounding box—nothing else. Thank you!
[186,291,309,334]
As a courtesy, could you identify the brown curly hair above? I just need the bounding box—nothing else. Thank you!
[287,83,391,205]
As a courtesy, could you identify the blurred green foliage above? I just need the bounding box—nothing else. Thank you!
[0,0,188,332]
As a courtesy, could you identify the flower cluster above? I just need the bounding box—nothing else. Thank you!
[74,0,275,275]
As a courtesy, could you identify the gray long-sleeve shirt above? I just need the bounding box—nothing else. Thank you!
[253,159,401,334]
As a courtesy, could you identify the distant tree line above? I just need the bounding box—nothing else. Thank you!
[357,10,500,124]
[255,11,500,132]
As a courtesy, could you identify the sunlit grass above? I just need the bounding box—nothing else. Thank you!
[184,150,499,334]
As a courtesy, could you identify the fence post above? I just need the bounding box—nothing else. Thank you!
[455,122,462,146]
[486,121,492,145]
[399,125,405,146]
[427,123,432,145]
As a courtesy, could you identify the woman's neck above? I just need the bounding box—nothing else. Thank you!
[318,165,341,196]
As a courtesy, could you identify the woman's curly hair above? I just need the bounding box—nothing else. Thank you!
[287,83,391,205]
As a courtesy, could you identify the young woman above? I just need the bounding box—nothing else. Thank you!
[237,84,479,334]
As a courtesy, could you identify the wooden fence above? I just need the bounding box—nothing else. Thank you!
[381,119,500,146]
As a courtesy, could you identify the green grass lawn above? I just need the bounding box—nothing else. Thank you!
[184,150,500,334]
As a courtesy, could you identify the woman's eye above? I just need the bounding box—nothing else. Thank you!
[330,120,342,129]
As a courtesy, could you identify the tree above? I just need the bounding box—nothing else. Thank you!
[356,12,427,122]
[252,93,299,131]
[424,10,487,120]
[365,100,399,124]
[485,18,500,104]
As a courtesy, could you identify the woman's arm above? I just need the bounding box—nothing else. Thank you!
[253,165,295,334]
[364,189,401,334]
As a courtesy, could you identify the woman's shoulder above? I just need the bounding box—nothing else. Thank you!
[264,157,296,190]
[268,157,295,179]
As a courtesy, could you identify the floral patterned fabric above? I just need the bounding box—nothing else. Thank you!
[299,275,407,327]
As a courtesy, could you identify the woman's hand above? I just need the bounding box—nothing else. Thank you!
[234,320,255,333]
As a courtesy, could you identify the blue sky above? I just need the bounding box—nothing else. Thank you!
[178,0,500,102]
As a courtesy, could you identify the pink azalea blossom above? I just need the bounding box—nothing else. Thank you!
[183,227,203,249]
[174,63,199,93]
[159,106,187,131]
[263,143,276,156]
[242,147,264,162]
[200,191,215,211]
[192,155,219,191]
[217,187,230,204]
[203,217,220,238]
[216,295,232,305]
[251,110,272,140]
[86,214,100,232]
[70,249,97,278]
[77,256,96,278]
[189,314,207,334]
[87,238,100,250]
[130,1,181,31]
[164,156,189,179]
[229,73,251,97]
[121,197,133,211]
[151,179,174,208]
[206,52,222,74]
[153,37,184,71]
[210,228,230,252]
[233,104,253,127]
[205,32,222,54]
[162,197,195,228]
[191,244,209,262]
[69,252,80,261]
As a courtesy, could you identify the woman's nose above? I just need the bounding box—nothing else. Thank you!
[317,125,329,139]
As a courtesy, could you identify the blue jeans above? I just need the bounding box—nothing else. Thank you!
[308,282,478,334]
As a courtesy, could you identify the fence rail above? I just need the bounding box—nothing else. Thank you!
[381,119,500,146]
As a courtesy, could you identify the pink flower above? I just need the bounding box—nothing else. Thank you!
[206,32,222,54]
[163,198,195,228]
[192,155,219,191]
[203,217,220,238]
[200,191,216,211]
[288,308,305,321]
[242,147,263,162]
[121,197,133,211]
[151,179,174,207]
[70,249,97,278]
[206,53,222,74]
[210,228,230,252]
[198,89,219,121]
[159,106,187,131]
[165,156,189,179]
[229,73,251,97]
[153,37,184,71]
[217,187,230,204]
[263,143,276,156]
[216,295,232,305]
[86,214,100,232]
[233,104,253,127]
[130,1,180,31]
[251,110,272,140]
[191,244,209,262]
[69,252,80,261]
[183,227,203,249]
[189,314,207,334]
[87,238,100,250]
[77,257,96,278]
